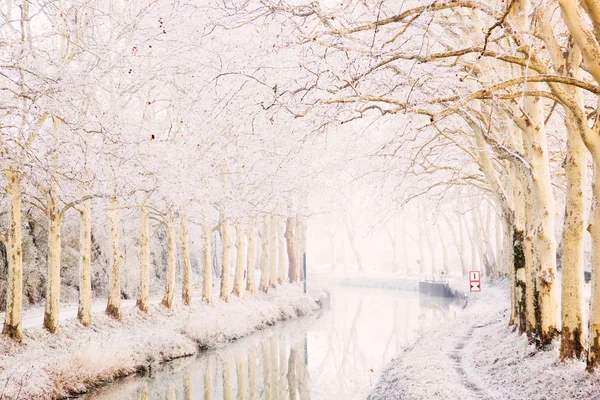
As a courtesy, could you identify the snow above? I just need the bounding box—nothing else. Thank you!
[369,282,600,400]
[369,281,600,400]
[0,283,326,400]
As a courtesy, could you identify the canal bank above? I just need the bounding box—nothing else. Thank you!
[80,285,464,399]
[0,284,326,400]
[368,281,600,400]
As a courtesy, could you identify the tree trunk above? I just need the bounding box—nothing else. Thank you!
[278,216,286,284]
[426,224,437,279]
[43,190,62,334]
[330,229,337,270]
[181,213,192,305]
[298,217,308,279]
[220,213,232,302]
[401,224,411,275]
[438,224,449,276]
[137,201,150,312]
[260,214,271,293]
[269,215,278,287]
[286,217,298,282]
[495,216,504,276]
[560,62,587,360]
[2,171,23,341]
[523,86,560,347]
[106,197,122,319]
[233,219,247,297]
[385,228,398,273]
[202,206,212,304]
[161,216,177,309]
[77,196,92,326]
[344,218,363,272]
[246,216,257,293]
[456,214,468,276]
[587,157,600,368]
[524,178,537,338]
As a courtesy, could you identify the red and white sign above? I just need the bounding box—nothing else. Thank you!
[469,270,481,292]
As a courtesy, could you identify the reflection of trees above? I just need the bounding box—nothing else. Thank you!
[270,335,279,399]
[261,338,272,400]
[84,290,464,400]
[235,354,247,400]
[139,383,149,400]
[296,342,311,400]
[184,374,192,400]
[248,345,258,400]
[287,349,298,400]
[279,332,288,398]
[204,357,213,400]
[223,355,233,400]
[167,387,176,400]
[381,300,402,365]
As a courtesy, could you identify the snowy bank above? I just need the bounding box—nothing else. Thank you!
[369,281,600,400]
[0,284,326,400]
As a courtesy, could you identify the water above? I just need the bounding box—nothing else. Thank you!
[82,287,462,400]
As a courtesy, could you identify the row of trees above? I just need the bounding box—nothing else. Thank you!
[217,0,600,370]
[0,0,321,342]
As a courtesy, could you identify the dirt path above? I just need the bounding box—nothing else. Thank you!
[450,326,492,399]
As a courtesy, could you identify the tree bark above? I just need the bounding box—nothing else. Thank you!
[260,214,271,293]
[181,213,192,305]
[2,171,23,341]
[106,197,122,319]
[438,224,449,276]
[77,196,92,326]
[344,217,363,272]
[220,213,232,302]
[524,177,537,338]
[202,206,212,304]
[286,216,298,282]
[559,49,587,361]
[233,219,247,297]
[457,214,468,276]
[269,214,278,287]
[278,215,287,284]
[523,86,560,346]
[161,216,177,309]
[588,158,600,369]
[136,201,150,312]
[43,189,62,334]
[246,216,257,293]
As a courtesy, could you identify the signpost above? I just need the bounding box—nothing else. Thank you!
[469,270,481,292]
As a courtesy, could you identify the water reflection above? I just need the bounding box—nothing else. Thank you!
[82,287,461,400]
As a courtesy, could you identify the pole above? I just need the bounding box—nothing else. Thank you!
[303,252,307,294]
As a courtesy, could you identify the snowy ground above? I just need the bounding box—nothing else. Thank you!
[369,281,600,400]
[0,284,326,400]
